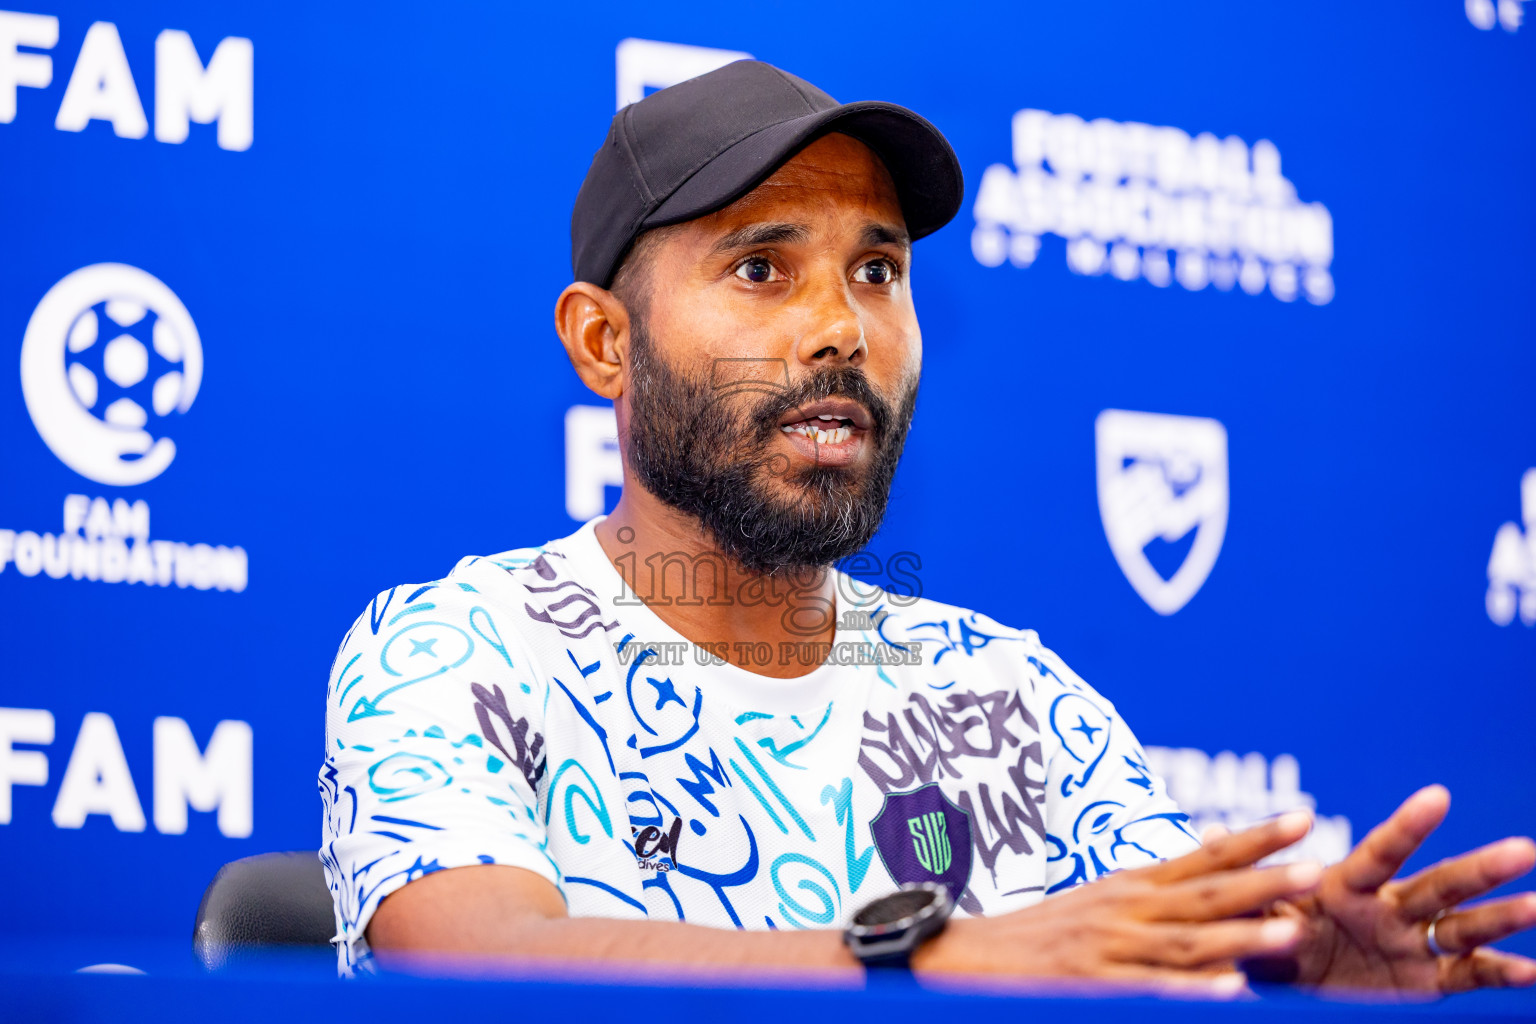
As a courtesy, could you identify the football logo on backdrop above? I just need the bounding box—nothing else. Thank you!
[1096,409,1229,615]
[20,264,202,486]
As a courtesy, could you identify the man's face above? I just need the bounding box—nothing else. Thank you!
[619,133,922,574]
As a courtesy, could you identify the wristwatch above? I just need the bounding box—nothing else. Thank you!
[843,881,954,969]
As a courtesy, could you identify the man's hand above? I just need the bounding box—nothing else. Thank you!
[913,810,1323,996]
[1258,785,1536,994]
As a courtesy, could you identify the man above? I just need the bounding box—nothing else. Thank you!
[320,61,1536,993]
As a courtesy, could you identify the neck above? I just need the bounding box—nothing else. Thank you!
[594,485,838,679]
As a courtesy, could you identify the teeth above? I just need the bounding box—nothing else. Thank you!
[779,423,853,444]
[817,414,838,422]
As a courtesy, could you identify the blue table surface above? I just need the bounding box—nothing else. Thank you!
[2,938,1533,1023]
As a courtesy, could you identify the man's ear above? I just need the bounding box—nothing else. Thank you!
[555,282,630,401]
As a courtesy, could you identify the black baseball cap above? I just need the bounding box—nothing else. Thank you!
[570,60,964,288]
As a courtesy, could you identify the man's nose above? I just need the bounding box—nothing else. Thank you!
[795,280,868,368]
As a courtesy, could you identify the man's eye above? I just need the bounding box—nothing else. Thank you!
[855,259,897,285]
[735,257,779,284]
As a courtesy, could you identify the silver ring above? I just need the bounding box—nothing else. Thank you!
[1426,911,1450,958]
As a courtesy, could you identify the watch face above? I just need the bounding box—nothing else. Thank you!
[852,886,938,929]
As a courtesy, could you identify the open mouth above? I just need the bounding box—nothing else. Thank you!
[774,398,873,448]
[772,398,873,469]
[779,414,858,445]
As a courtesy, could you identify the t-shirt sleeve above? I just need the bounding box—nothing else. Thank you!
[318,579,558,975]
[1031,644,1200,896]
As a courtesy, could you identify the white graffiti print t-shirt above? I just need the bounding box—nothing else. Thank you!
[320,518,1199,975]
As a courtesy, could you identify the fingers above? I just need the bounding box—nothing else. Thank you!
[1200,823,1231,844]
[1429,893,1536,954]
[1148,810,1313,883]
[1439,948,1536,993]
[1151,861,1324,922]
[1336,785,1450,895]
[1128,917,1306,969]
[1100,964,1252,1000]
[1393,837,1536,920]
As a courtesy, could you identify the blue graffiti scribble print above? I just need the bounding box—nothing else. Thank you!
[320,519,1200,976]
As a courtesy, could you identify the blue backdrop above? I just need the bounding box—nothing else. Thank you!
[1,0,1532,962]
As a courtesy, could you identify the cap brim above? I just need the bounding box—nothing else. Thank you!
[641,100,963,244]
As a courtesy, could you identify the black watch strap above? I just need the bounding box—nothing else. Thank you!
[844,881,954,970]
[862,949,917,970]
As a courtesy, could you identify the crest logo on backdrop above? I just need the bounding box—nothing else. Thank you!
[5,263,245,593]
[1096,409,1229,615]
[21,263,202,486]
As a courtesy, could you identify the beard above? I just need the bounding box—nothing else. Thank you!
[623,317,918,576]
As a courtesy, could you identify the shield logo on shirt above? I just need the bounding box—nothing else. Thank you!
[869,783,973,902]
[1095,409,1229,616]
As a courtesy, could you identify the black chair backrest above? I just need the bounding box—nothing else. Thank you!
[192,851,334,970]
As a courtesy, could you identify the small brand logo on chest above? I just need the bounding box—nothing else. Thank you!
[632,817,683,872]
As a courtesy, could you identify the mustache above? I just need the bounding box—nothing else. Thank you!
[745,366,894,446]
[623,315,920,573]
